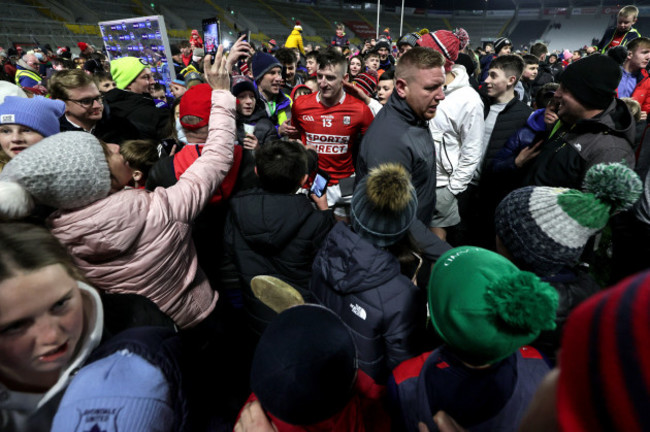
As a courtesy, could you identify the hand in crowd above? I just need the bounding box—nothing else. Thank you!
[417,411,468,432]
[343,80,371,105]
[242,133,259,150]
[515,139,543,168]
[204,44,230,91]
[226,34,252,72]
[234,401,278,432]
[278,120,299,138]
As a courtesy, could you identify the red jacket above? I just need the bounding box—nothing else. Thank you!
[632,68,650,113]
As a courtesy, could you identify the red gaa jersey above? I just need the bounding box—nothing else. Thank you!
[292,91,374,183]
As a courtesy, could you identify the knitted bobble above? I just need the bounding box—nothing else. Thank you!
[0,181,35,219]
[453,28,470,51]
[485,272,559,333]
[583,162,643,213]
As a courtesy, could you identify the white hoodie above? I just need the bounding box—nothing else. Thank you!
[430,64,485,195]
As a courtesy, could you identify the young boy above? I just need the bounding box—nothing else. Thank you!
[464,55,531,249]
[93,70,116,93]
[305,50,319,77]
[598,5,641,53]
[223,140,335,336]
[619,37,650,115]
[120,139,159,188]
[364,50,380,72]
[390,246,557,432]
[520,54,539,106]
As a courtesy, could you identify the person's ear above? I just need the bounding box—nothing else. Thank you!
[300,173,309,187]
[507,75,517,87]
[132,169,143,183]
[343,72,349,83]
[395,77,408,98]
[254,166,259,177]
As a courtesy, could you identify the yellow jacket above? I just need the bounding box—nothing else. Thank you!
[284,29,304,55]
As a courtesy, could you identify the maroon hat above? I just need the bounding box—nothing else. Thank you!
[417,30,461,72]
[179,83,212,130]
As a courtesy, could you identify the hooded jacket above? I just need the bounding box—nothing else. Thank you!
[310,223,425,383]
[631,68,650,113]
[356,92,452,262]
[284,29,305,55]
[224,188,335,334]
[103,87,171,141]
[521,98,636,189]
[48,91,235,329]
[430,64,485,195]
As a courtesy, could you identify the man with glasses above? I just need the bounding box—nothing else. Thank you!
[49,70,104,133]
[14,53,43,88]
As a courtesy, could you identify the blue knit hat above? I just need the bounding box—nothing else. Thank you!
[251,52,282,83]
[0,96,65,137]
[51,351,175,431]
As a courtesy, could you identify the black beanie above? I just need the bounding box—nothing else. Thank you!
[560,54,621,110]
[250,305,358,425]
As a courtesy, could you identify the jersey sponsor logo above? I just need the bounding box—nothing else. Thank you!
[302,115,315,122]
[350,303,367,320]
[306,133,351,154]
[343,115,351,125]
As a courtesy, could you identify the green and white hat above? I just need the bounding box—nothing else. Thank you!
[495,163,642,276]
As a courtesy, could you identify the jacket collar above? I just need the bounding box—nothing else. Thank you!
[385,92,428,127]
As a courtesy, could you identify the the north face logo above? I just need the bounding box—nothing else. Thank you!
[350,303,366,320]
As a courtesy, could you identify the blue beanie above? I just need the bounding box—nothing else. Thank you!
[51,351,175,431]
[251,52,282,83]
[0,96,65,137]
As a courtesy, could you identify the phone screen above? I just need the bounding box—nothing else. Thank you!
[310,173,329,198]
[202,18,220,57]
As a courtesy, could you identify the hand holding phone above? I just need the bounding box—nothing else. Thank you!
[310,171,330,198]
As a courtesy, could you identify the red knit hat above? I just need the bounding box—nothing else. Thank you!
[179,83,212,130]
[354,70,378,96]
[557,270,650,431]
[77,42,88,52]
[417,29,461,72]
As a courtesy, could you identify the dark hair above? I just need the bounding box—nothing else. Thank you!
[530,42,548,59]
[151,83,166,93]
[489,54,524,81]
[179,40,191,49]
[275,48,298,65]
[535,82,559,109]
[364,51,380,61]
[255,140,308,193]
[522,54,539,66]
[317,49,348,74]
[0,223,83,282]
[306,50,319,61]
[378,69,394,82]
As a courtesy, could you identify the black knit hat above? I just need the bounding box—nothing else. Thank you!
[250,305,358,425]
[560,54,621,110]
[494,37,512,54]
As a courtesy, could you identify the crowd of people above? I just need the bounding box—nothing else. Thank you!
[0,4,649,431]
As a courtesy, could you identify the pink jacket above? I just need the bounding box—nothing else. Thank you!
[48,90,236,328]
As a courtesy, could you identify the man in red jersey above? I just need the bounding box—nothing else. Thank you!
[292,49,374,213]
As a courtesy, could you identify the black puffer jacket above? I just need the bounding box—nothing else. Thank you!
[480,95,533,171]
[356,91,451,262]
[310,222,426,383]
[521,98,636,189]
[235,107,278,191]
[224,188,335,335]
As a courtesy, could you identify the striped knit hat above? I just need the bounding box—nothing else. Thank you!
[416,28,467,72]
[557,270,650,431]
[495,163,642,276]
[353,70,378,96]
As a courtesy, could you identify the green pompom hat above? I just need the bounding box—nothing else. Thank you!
[428,246,559,366]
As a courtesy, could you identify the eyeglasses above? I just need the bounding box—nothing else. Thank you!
[66,95,104,108]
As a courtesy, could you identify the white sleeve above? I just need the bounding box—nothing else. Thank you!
[448,94,486,194]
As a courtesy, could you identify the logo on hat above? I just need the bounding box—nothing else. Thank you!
[1,114,15,124]
[74,407,123,432]
[343,116,351,125]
